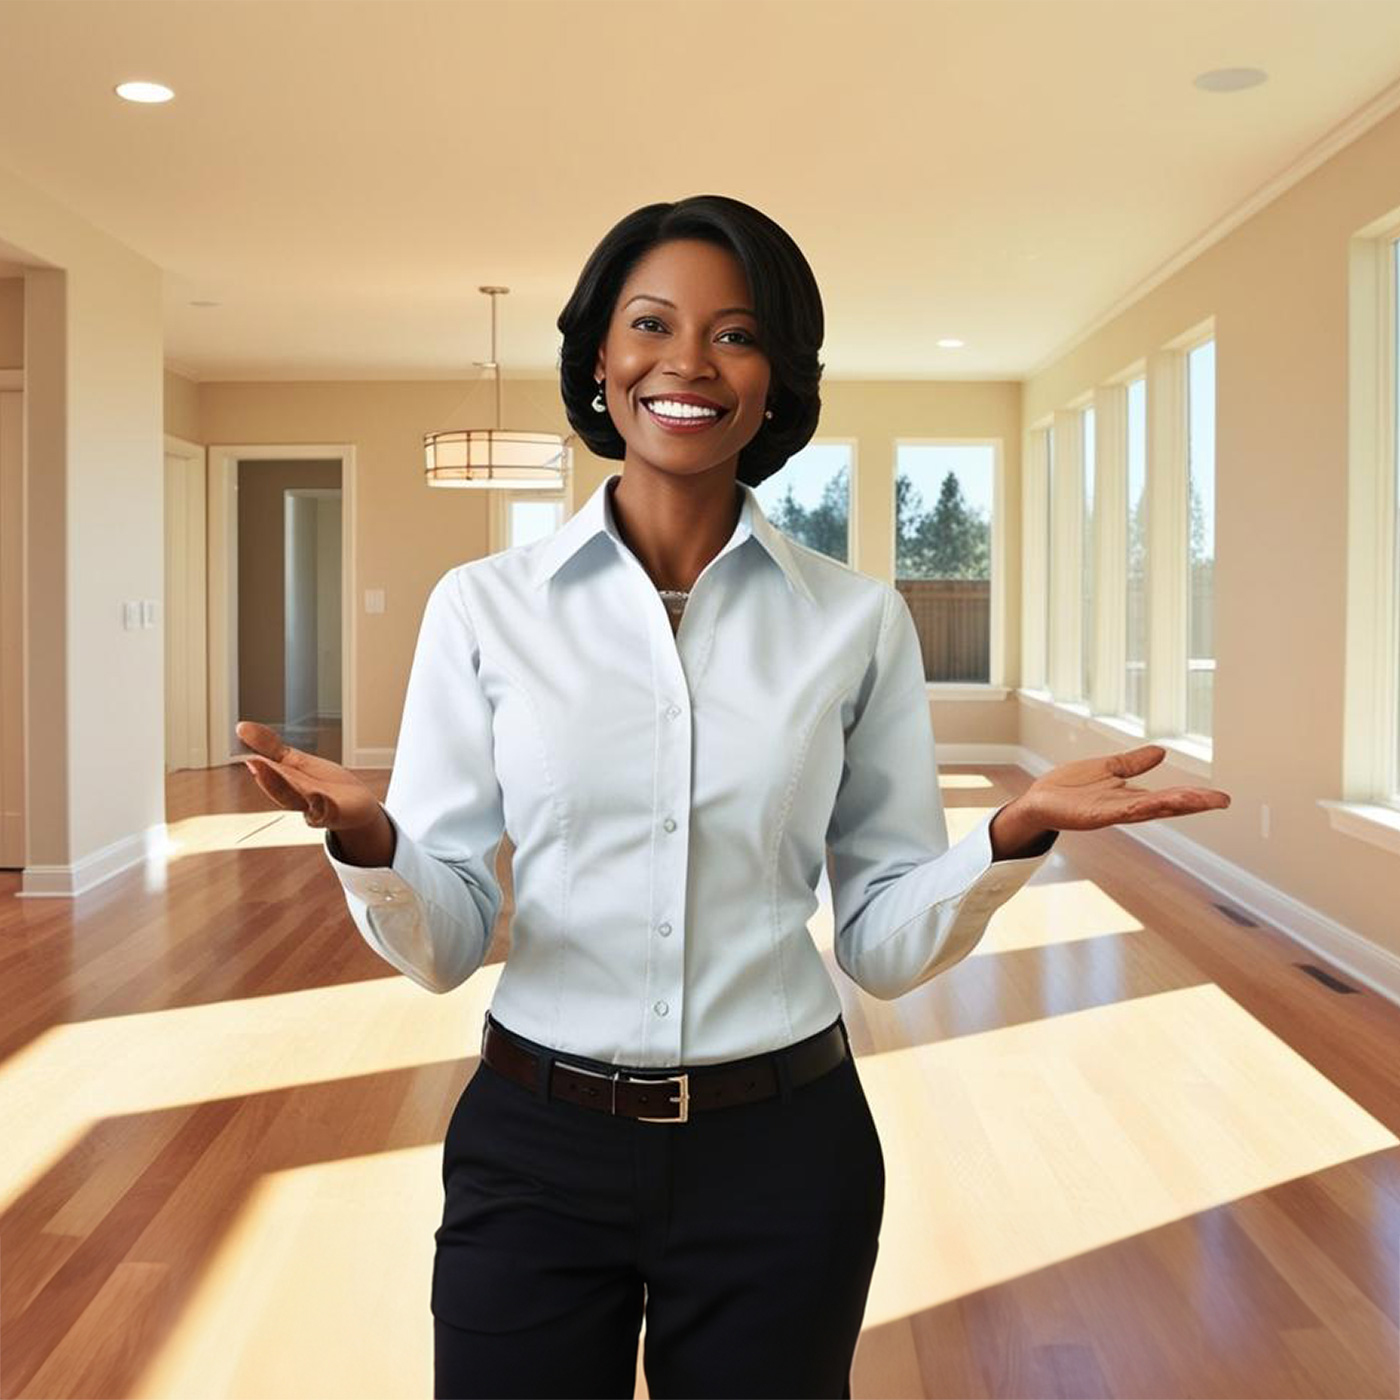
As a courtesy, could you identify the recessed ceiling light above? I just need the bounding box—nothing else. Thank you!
[1193,67,1267,92]
[190,300,221,308]
[937,338,965,349]
[115,81,174,104]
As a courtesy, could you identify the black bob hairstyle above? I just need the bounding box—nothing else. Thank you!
[556,195,825,489]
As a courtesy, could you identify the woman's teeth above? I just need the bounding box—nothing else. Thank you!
[644,398,721,421]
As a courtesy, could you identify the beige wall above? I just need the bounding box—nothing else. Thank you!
[164,367,200,444]
[1,161,163,876]
[1023,102,1400,959]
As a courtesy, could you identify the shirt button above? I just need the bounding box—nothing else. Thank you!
[663,817,677,833]
[666,704,681,719]
[382,891,396,902]
[653,1000,669,1017]
[658,922,672,936]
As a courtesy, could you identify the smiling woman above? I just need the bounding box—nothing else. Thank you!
[290,192,1054,1400]
[557,193,825,490]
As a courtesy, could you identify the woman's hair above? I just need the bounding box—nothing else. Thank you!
[556,194,825,488]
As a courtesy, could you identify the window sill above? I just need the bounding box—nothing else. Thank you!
[1317,798,1400,857]
[1015,690,1212,777]
[925,683,1012,702]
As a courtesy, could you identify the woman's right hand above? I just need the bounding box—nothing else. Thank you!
[236,720,383,834]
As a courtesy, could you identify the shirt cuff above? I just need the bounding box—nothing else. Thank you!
[323,809,433,910]
[886,802,1056,935]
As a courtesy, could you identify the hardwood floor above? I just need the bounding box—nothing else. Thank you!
[1,761,1396,1397]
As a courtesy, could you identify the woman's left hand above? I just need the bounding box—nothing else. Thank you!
[1022,743,1231,833]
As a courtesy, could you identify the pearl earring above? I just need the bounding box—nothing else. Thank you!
[592,379,607,413]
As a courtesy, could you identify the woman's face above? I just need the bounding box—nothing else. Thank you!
[594,237,772,480]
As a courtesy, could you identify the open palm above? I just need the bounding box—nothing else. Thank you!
[235,719,381,832]
[1025,744,1230,832]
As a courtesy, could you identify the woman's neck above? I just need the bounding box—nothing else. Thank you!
[607,469,743,593]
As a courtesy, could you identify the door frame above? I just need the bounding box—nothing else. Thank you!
[206,443,357,767]
[164,433,208,772]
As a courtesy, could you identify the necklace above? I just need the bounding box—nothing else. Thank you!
[657,588,689,613]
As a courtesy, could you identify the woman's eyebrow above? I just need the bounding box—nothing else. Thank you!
[623,294,757,319]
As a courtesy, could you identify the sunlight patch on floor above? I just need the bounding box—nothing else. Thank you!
[0,968,500,1213]
[161,809,332,859]
[129,1146,440,1400]
[856,982,1398,1329]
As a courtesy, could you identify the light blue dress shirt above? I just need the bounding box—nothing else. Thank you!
[324,471,1056,1067]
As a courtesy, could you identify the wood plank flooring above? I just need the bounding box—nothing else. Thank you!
[1,761,1396,1398]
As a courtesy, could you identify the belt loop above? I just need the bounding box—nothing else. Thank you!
[774,1047,794,1102]
[536,1047,554,1102]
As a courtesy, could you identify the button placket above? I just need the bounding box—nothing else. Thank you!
[647,601,693,1063]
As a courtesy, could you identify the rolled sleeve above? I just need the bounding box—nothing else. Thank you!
[323,566,505,994]
[826,586,1057,1000]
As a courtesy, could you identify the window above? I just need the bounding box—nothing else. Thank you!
[894,443,995,682]
[1186,339,1216,741]
[1125,376,1148,722]
[508,496,564,547]
[1081,405,1096,706]
[753,442,851,563]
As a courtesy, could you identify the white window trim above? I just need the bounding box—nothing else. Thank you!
[1328,218,1400,854]
[1176,327,1218,748]
[893,436,1009,689]
[1090,380,1130,720]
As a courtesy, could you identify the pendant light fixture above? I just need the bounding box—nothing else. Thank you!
[423,284,570,489]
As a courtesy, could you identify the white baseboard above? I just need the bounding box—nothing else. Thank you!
[18,822,170,897]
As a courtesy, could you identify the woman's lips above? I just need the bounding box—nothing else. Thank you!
[641,400,729,433]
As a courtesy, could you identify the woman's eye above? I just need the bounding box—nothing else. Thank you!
[631,317,755,346]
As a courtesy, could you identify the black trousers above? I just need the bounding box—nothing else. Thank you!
[432,1013,886,1399]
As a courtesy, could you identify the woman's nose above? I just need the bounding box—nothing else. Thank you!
[659,333,717,380]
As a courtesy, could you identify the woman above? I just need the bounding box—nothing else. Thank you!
[238,194,1231,1399]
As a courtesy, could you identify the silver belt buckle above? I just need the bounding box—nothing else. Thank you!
[560,1062,691,1122]
[621,1070,690,1123]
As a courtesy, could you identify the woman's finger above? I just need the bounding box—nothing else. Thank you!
[246,756,311,813]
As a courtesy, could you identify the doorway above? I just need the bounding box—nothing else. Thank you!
[206,444,358,769]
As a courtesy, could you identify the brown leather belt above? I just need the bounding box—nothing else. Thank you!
[479,1011,850,1123]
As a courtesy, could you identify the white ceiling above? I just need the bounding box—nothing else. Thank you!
[1,0,1399,382]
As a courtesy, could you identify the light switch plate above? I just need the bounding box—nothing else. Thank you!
[365,589,385,614]
[123,601,141,630]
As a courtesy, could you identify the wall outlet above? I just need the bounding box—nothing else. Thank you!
[141,599,158,627]
[1260,802,1270,840]
[365,588,385,614]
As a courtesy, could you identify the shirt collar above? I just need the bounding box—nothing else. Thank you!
[528,472,815,603]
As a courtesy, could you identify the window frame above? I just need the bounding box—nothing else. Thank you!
[892,435,1010,697]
